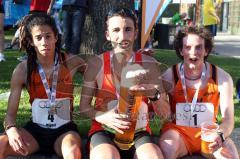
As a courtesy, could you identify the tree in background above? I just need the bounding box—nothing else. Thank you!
[80,0,134,55]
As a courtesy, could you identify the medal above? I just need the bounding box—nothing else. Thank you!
[48,105,57,115]
[37,53,59,123]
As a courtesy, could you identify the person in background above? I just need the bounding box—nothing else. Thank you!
[0,13,85,159]
[48,0,63,37]
[5,29,20,50]
[203,0,220,38]
[171,12,188,36]
[30,0,51,14]
[171,12,187,26]
[50,0,87,55]
[5,19,23,50]
[214,0,223,12]
[61,0,87,55]
[0,0,5,62]
[159,26,239,159]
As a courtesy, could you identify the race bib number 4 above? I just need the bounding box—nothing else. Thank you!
[176,103,214,128]
[32,98,71,129]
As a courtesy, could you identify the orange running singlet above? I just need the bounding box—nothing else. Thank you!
[88,51,152,137]
[28,63,74,110]
[162,63,220,154]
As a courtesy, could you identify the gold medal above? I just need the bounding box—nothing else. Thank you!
[48,105,57,115]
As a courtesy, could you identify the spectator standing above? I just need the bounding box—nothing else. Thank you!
[0,0,5,62]
[61,0,88,55]
[48,0,63,35]
[6,19,23,50]
[171,12,188,35]
[171,12,187,26]
[30,0,51,14]
[203,0,220,38]
[215,0,223,12]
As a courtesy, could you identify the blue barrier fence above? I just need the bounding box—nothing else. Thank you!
[3,0,63,26]
[3,0,30,26]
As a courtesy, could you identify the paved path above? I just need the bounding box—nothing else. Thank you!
[214,32,240,58]
[231,128,240,156]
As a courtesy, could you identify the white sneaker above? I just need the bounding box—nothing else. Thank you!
[0,53,6,62]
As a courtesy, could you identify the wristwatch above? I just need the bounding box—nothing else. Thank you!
[217,131,225,143]
[3,119,16,131]
[149,89,161,102]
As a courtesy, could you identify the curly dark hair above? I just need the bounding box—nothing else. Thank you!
[174,26,214,60]
[19,13,65,86]
[105,7,138,30]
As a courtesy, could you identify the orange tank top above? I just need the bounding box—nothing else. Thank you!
[162,63,220,153]
[170,63,220,121]
[28,64,74,110]
[88,51,151,136]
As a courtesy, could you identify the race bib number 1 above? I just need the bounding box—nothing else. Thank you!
[176,103,214,127]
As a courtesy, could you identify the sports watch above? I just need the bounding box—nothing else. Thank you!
[149,89,161,102]
[217,131,225,143]
[3,119,16,131]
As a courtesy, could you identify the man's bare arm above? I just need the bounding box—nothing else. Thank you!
[217,67,234,138]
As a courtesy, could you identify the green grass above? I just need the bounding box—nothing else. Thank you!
[0,49,240,135]
[4,28,17,41]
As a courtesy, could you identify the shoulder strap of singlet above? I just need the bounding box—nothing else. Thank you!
[211,64,217,83]
[103,52,111,74]
[135,52,142,65]
[172,64,179,85]
[104,52,142,73]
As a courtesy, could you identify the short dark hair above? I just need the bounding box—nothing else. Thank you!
[174,26,214,60]
[105,7,138,30]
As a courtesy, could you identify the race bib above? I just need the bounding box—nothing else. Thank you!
[32,98,71,129]
[176,103,214,127]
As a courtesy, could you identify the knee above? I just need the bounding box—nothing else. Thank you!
[90,146,120,159]
[222,138,239,159]
[159,131,182,154]
[72,145,81,156]
[63,145,81,159]
[0,135,9,157]
[90,152,116,159]
[137,151,163,159]
[90,151,120,159]
[135,144,164,159]
[144,155,162,159]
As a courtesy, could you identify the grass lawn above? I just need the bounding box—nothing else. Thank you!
[0,49,240,135]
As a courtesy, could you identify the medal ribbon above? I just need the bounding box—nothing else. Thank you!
[37,53,59,108]
[179,63,206,126]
